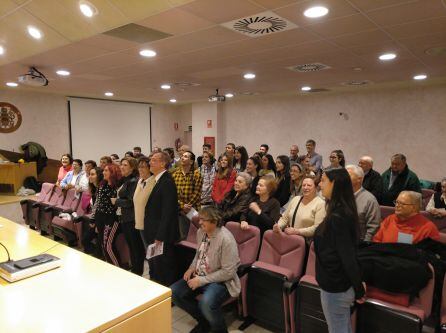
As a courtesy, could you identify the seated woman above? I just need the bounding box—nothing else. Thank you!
[290,163,305,198]
[233,146,249,173]
[212,153,237,205]
[274,155,291,207]
[171,206,241,333]
[200,151,216,206]
[274,177,326,239]
[60,159,89,193]
[246,156,262,196]
[260,154,276,177]
[56,153,73,186]
[327,149,346,169]
[426,178,446,218]
[240,176,281,236]
[219,172,252,223]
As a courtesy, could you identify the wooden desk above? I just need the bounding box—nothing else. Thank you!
[0,162,37,194]
[0,217,172,333]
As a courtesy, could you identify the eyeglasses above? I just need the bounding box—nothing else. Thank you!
[393,200,415,206]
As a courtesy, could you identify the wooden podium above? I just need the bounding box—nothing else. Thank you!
[0,162,37,193]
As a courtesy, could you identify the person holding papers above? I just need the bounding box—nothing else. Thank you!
[142,152,179,287]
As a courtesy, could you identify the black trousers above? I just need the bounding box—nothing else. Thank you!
[120,221,145,275]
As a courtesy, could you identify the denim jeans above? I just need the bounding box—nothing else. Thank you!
[171,279,230,331]
[320,287,355,333]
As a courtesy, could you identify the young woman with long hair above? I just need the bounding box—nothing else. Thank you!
[212,153,237,205]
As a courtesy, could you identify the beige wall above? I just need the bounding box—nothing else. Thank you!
[216,85,446,181]
[0,90,69,159]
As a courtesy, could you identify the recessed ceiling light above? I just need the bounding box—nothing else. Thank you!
[79,1,97,17]
[6,82,18,87]
[27,26,43,39]
[225,93,234,98]
[161,84,171,90]
[304,6,329,18]
[413,74,427,80]
[104,92,113,97]
[0,46,4,55]
[56,70,70,76]
[301,86,311,91]
[243,73,256,79]
[379,53,397,61]
[140,49,157,57]
[169,98,177,103]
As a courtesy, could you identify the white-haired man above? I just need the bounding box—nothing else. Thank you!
[346,165,381,241]
[373,191,439,244]
[358,156,383,202]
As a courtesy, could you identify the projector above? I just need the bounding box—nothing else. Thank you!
[208,89,225,103]
[18,67,49,87]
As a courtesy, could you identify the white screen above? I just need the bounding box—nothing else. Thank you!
[68,97,151,163]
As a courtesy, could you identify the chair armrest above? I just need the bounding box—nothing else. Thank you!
[237,263,252,277]
[20,199,29,205]
[32,202,42,208]
[43,205,54,212]
[283,277,300,294]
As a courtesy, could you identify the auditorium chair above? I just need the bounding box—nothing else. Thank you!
[225,222,261,318]
[31,185,65,231]
[51,192,89,246]
[20,182,54,227]
[380,205,396,220]
[242,230,306,333]
[39,188,80,235]
[175,216,200,280]
[421,189,435,211]
[357,264,435,333]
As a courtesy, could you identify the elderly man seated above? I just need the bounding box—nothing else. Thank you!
[373,191,439,244]
[358,155,383,202]
[346,165,381,242]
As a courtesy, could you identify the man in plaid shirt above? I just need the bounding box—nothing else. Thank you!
[172,151,203,213]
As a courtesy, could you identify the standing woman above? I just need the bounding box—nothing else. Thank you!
[260,154,276,177]
[274,155,291,207]
[314,168,365,333]
[290,163,305,198]
[56,153,73,186]
[212,153,237,205]
[95,163,122,266]
[200,151,216,206]
[246,156,262,196]
[233,146,249,173]
[113,157,145,275]
[328,150,346,169]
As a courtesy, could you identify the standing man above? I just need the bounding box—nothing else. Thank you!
[260,144,269,154]
[305,139,322,173]
[197,144,212,168]
[133,146,142,158]
[346,165,381,241]
[225,143,236,158]
[381,154,421,206]
[358,156,383,202]
[289,145,300,163]
[143,152,179,286]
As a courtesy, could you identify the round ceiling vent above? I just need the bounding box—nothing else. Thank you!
[425,46,446,56]
[173,82,201,87]
[287,63,331,72]
[240,91,260,96]
[234,16,287,35]
[342,80,372,86]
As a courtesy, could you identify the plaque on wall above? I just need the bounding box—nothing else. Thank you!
[0,102,22,133]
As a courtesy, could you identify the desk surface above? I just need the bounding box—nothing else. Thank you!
[0,217,171,333]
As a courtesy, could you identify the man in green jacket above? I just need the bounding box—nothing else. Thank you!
[381,153,421,206]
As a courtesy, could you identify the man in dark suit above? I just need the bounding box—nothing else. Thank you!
[143,152,179,286]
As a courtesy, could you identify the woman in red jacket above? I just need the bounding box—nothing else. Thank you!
[212,153,236,205]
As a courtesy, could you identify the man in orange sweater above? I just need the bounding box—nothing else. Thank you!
[373,191,439,244]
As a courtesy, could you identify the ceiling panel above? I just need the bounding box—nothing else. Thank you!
[332,29,392,48]
[346,0,417,12]
[306,14,376,38]
[384,16,446,40]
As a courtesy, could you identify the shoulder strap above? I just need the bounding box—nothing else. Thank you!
[291,196,304,228]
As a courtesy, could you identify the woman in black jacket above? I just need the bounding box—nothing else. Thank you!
[314,167,365,333]
[112,157,145,275]
[219,172,252,223]
[274,155,291,207]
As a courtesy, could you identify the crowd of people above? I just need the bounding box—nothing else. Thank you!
[52,141,446,333]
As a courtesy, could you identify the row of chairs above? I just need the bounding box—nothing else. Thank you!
[20,182,130,264]
[177,215,446,333]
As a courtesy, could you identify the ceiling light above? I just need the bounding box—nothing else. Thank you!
[161,84,171,90]
[79,1,97,17]
[140,49,157,57]
[169,98,177,103]
[56,70,70,76]
[225,93,234,98]
[304,6,329,18]
[243,73,255,79]
[301,86,311,91]
[379,53,396,61]
[27,26,43,39]
[0,46,4,55]
[104,92,113,97]
[6,82,18,87]
[413,74,427,80]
